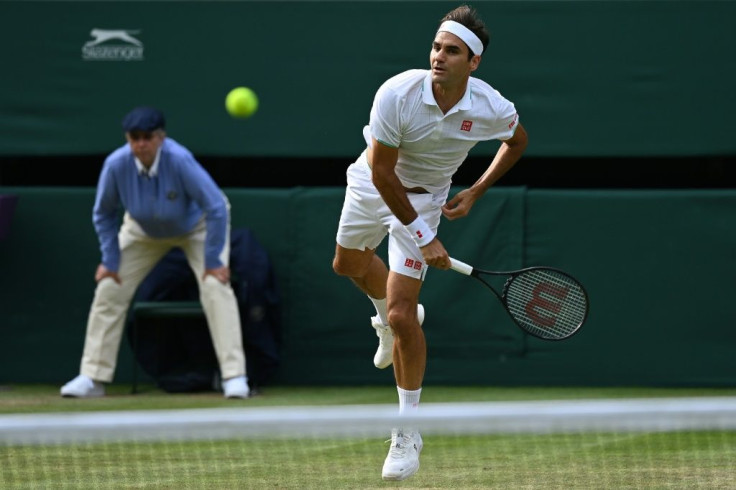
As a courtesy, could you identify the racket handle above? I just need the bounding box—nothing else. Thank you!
[449,257,473,276]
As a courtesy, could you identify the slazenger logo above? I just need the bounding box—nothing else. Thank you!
[82,29,144,61]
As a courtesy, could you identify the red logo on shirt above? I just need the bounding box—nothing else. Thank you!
[461,120,473,132]
[413,261,423,270]
[405,259,415,268]
[508,114,518,129]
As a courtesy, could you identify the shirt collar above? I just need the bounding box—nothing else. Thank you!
[134,146,162,177]
[422,73,473,114]
[421,73,436,106]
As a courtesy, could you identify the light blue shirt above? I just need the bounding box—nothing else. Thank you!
[93,137,228,272]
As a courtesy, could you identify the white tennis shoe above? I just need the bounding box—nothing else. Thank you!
[382,428,423,481]
[60,374,105,398]
[371,304,425,369]
[222,375,250,399]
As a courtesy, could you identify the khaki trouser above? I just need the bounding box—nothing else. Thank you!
[79,211,246,382]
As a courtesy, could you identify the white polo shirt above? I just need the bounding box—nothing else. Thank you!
[363,69,519,198]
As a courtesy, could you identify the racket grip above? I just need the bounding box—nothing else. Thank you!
[449,257,473,276]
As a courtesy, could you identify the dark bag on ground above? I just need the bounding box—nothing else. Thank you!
[125,228,281,392]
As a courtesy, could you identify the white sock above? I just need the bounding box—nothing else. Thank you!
[369,296,389,325]
[397,386,421,416]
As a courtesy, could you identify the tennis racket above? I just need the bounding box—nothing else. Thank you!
[449,257,589,340]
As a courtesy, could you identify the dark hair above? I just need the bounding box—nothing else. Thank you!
[440,4,490,59]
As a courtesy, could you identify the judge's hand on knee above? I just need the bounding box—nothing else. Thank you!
[204,266,230,284]
[95,264,121,284]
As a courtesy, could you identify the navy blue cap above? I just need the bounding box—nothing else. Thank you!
[121,106,166,132]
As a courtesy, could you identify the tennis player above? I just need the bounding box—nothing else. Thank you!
[332,5,528,481]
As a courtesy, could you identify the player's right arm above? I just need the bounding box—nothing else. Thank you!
[369,139,413,224]
[369,138,451,270]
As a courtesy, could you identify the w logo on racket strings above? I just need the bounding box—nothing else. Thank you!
[524,283,570,327]
[450,258,588,340]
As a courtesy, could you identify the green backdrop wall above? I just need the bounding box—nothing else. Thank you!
[1,0,734,158]
[1,186,734,386]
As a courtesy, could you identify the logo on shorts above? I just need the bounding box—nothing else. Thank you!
[461,120,473,132]
[404,258,423,270]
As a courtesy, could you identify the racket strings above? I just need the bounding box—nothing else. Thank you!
[504,270,587,340]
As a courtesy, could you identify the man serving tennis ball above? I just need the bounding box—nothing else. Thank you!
[332,4,528,481]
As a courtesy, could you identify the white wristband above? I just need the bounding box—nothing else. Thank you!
[405,217,436,247]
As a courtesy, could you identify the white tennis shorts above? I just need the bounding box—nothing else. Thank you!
[335,155,442,280]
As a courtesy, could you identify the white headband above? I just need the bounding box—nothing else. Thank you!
[437,20,483,55]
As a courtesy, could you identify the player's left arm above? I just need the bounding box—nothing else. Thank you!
[442,122,528,220]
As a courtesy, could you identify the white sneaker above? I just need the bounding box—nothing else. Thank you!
[382,428,423,481]
[60,374,105,398]
[372,304,425,369]
[223,375,250,399]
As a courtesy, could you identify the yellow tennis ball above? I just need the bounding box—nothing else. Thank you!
[225,87,259,118]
